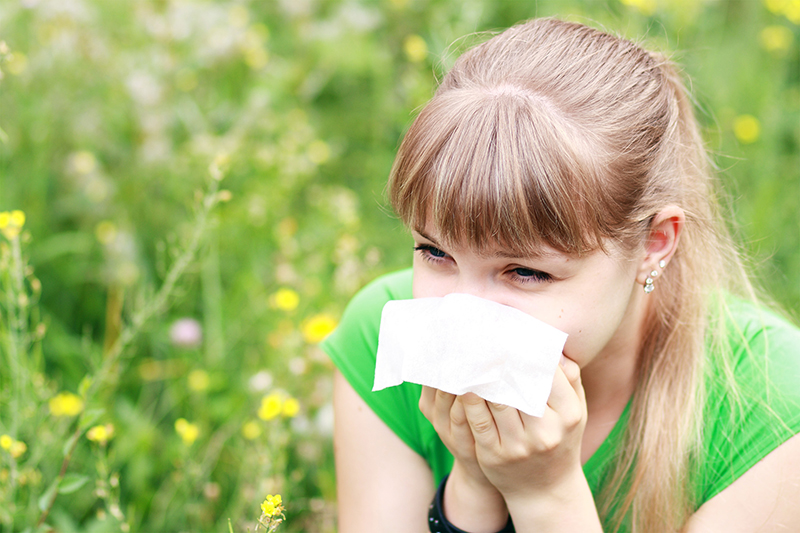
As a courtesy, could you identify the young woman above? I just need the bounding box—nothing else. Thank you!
[321,18,800,533]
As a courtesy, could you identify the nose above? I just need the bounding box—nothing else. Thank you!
[450,275,498,304]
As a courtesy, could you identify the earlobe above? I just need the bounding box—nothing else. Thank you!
[638,206,685,291]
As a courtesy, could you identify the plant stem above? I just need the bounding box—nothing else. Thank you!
[87,179,220,400]
[8,236,27,437]
[34,179,222,528]
[36,423,82,528]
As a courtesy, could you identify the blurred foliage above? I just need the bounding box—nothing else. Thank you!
[0,0,797,531]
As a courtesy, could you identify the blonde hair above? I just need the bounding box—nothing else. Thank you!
[388,18,755,532]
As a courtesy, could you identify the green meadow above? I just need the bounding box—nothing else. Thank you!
[0,0,798,531]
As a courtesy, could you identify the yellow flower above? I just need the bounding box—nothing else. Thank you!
[0,435,26,458]
[760,25,794,51]
[403,34,428,63]
[241,420,262,440]
[270,288,300,311]
[86,424,115,445]
[188,369,210,392]
[301,314,337,344]
[261,494,283,517]
[9,440,26,459]
[258,392,301,421]
[765,0,787,14]
[175,418,200,446]
[0,210,25,240]
[9,211,24,227]
[733,114,761,144]
[282,397,300,418]
[258,393,283,421]
[764,0,800,23]
[786,0,800,23]
[48,392,84,417]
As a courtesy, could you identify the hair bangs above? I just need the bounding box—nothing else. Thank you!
[389,87,612,257]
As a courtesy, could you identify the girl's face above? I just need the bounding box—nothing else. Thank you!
[411,227,647,370]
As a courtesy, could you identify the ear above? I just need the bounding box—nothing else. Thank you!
[637,206,685,288]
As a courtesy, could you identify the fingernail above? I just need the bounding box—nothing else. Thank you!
[560,355,567,367]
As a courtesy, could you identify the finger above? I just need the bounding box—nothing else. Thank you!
[545,365,576,413]
[432,388,457,433]
[560,355,582,395]
[419,386,436,422]
[461,393,500,447]
[558,355,587,411]
[542,365,585,432]
[449,397,476,444]
[563,356,588,408]
[485,402,525,445]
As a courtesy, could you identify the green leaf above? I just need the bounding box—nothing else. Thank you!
[58,474,89,495]
[79,408,105,429]
[78,375,93,398]
[38,478,58,512]
[62,431,79,458]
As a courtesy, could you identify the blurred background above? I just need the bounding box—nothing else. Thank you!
[0,0,798,531]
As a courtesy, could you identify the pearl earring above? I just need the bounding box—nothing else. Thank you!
[644,261,667,294]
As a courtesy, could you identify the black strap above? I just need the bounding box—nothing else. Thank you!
[428,474,515,533]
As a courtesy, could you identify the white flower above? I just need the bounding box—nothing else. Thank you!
[248,370,274,393]
[169,318,203,348]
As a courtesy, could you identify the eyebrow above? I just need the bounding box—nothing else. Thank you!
[414,229,440,245]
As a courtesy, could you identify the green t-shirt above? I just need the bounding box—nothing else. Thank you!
[321,268,800,528]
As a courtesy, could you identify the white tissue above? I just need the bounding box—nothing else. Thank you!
[372,293,569,417]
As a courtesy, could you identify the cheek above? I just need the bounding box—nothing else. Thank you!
[560,317,608,364]
[411,262,446,299]
[552,274,638,363]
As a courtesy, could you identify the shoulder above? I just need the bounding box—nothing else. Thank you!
[685,432,800,532]
[698,298,800,504]
[322,268,443,464]
[725,298,800,348]
[343,268,414,320]
[322,268,413,354]
[722,298,800,390]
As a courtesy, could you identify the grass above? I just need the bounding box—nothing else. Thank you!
[0,0,798,531]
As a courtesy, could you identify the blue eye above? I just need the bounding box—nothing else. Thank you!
[414,244,449,261]
[510,267,552,283]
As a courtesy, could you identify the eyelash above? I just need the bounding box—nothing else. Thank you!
[413,245,553,284]
[508,267,552,284]
[414,245,449,264]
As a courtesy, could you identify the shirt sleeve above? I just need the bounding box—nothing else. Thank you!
[698,302,800,503]
[319,269,430,456]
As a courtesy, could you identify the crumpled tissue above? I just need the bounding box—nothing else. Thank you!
[372,293,569,417]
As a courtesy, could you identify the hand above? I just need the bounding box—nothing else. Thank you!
[460,356,588,504]
[420,387,488,486]
[419,387,508,532]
